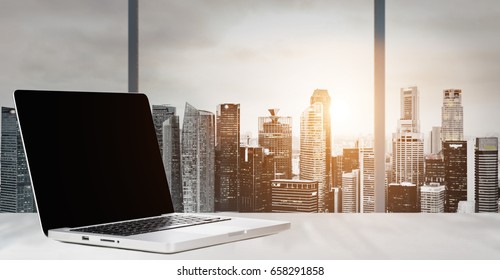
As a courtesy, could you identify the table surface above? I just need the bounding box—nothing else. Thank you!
[1,213,500,260]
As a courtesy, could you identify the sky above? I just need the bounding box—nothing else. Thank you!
[1,0,499,148]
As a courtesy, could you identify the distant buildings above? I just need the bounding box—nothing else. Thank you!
[0,107,36,213]
[181,103,215,213]
[258,109,292,179]
[424,153,445,184]
[475,137,499,213]
[430,126,442,154]
[215,103,240,211]
[271,179,318,213]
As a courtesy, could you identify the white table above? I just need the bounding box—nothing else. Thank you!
[1,213,500,259]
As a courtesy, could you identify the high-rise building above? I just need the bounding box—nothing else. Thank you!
[424,153,445,184]
[310,89,332,199]
[443,141,467,213]
[399,86,420,133]
[342,169,360,213]
[441,89,463,142]
[0,107,36,213]
[331,155,343,188]
[181,103,215,213]
[162,112,183,213]
[215,103,240,211]
[300,102,327,212]
[420,183,445,213]
[430,126,442,154]
[152,105,176,156]
[360,147,375,213]
[238,146,274,212]
[258,109,292,179]
[387,182,419,213]
[271,179,318,213]
[392,87,424,188]
[342,147,359,173]
[475,137,499,213]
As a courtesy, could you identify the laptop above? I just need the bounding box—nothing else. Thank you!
[13,89,290,254]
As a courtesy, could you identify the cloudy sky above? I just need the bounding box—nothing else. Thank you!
[1,0,499,147]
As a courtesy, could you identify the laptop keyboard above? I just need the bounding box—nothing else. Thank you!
[70,214,231,236]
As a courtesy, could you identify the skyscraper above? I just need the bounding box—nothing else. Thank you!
[342,147,359,173]
[441,89,463,142]
[258,109,292,179]
[300,102,327,212]
[424,153,445,184]
[162,112,183,213]
[215,103,240,211]
[271,179,318,213]
[152,105,176,156]
[399,86,420,133]
[475,137,499,213]
[342,169,360,213]
[392,87,424,188]
[310,89,332,199]
[420,183,445,213]
[238,146,274,212]
[387,182,418,213]
[430,126,442,154]
[443,141,468,213]
[360,147,375,213]
[0,107,35,213]
[181,103,215,213]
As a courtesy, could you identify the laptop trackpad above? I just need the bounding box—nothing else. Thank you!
[132,224,246,242]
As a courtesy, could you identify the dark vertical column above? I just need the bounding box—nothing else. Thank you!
[374,0,386,212]
[128,0,139,92]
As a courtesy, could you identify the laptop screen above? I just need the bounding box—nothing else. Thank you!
[14,90,174,235]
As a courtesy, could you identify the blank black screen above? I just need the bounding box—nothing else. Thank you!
[14,90,174,236]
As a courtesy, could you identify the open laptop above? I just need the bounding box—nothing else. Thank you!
[13,89,290,254]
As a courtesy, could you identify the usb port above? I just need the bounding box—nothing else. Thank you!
[82,236,89,241]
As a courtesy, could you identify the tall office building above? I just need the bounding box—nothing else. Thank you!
[181,103,215,213]
[0,107,35,213]
[258,109,292,179]
[342,169,360,213]
[424,153,445,184]
[387,182,419,213]
[399,86,420,133]
[152,105,176,156]
[300,102,327,212]
[441,89,463,142]
[215,103,240,211]
[392,87,424,188]
[442,141,467,213]
[238,146,274,212]
[331,155,343,188]
[360,147,375,213]
[162,113,183,213]
[310,89,332,201]
[430,126,442,154]
[475,137,499,213]
[420,183,445,213]
[342,147,360,173]
[271,179,318,213]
